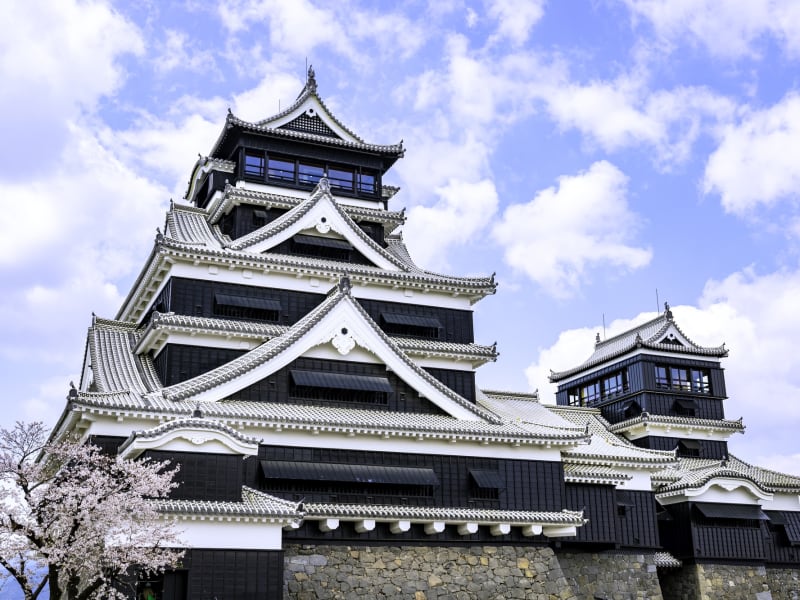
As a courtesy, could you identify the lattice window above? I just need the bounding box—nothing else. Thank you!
[280,113,339,137]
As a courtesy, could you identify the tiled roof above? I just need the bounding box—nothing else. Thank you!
[223,182,408,275]
[166,204,224,247]
[87,317,160,394]
[304,502,586,526]
[550,308,727,382]
[207,185,405,231]
[118,416,261,456]
[654,552,682,568]
[608,412,745,435]
[158,486,301,520]
[158,285,504,423]
[134,312,496,363]
[563,463,632,485]
[656,454,800,496]
[551,406,678,466]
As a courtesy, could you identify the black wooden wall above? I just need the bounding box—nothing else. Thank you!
[632,436,728,460]
[169,549,284,600]
[142,450,244,502]
[253,446,565,513]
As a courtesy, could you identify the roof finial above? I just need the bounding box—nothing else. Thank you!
[595,332,601,344]
[307,64,317,93]
[664,301,673,321]
[192,404,204,419]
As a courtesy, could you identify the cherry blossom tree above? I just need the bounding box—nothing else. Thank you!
[0,421,183,600]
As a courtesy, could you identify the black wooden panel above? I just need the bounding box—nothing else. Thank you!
[177,548,283,600]
[658,502,694,560]
[631,436,728,460]
[763,514,800,565]
[690,502,766,561]
[153,344,246,387]
[266,235,374,265]
[88,435,127,456]
[564,483,616,544]
[219,204,287,240]
[358,298,474,344]
[257,445,565,513]
[600,393,726,423]
[142,450,243,502]
[615,490,661,549]
[423,367,476,402]
[164,277,325,325]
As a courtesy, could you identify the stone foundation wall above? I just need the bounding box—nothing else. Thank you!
[558,551,663,599]
[284,544,665,599]
[659,563,800,600]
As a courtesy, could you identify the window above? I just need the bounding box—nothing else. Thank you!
[380,312,442,339]
[469,469,504,501]
[268,157,295,182]
[691,369,710,394]
[358,171,376,194]
[298,162,324,186]
[655,365,711,394]
[677,439,701,458]
[244,151,266,179]
[567,370,627,406]
[328,167,354,191]
[213,294,280,322]
[289,370,392,405]
[603,372,625,397]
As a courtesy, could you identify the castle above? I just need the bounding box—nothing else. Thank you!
[55,68,800,598]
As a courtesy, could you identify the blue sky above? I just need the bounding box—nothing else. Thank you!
[1,0,800,474]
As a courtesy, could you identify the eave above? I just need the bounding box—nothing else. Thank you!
[118,242,496,322]
[608,412,745,441]
[300,503,586,538]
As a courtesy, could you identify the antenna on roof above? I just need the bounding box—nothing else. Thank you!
[602,313,606,340]
[655,288,660,313]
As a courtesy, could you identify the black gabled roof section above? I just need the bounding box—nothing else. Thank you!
[290,370,393,393]
[694,502,769,520]
[261,461,439,486]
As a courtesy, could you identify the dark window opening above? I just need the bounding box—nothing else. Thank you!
[677,439,702,458]
[298,161,325,186]
[616,491,635,517]
[766,512,800,546]
[673,398,697,417]
[244,151,266,179]
[469,469,504,501]
[252,209,268,227]
[693,502,768,528]
[289,370,392,406]
[380,312,442,339]
[358,172,376,194]
[567,370,628,406]
[655,365,711,394]
[622,400,642,420]
[213,293,280,322]
[261,461,436,503]
[292,233,354,261]
[268,156,296,182]
[328,166,354,191]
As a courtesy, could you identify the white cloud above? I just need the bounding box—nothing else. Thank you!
[487,0,546,46]
[0,0,143,176]
[622,0,800,60]
[525,266,800,475]
[153,29,219,76]
[704,93,800,215]
[540,75,735,165]
[492,161,652,296]
[403,179,499,271]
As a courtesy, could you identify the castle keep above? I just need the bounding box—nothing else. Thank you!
[56,68,800,598]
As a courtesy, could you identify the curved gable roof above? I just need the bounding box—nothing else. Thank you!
[550,304,728,382]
